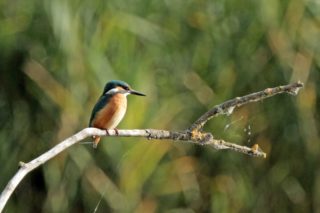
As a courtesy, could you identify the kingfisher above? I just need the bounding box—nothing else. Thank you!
[89,80,146,148]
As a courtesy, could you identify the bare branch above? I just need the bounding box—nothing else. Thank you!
[189,81,304,132]
[0,82,303,212]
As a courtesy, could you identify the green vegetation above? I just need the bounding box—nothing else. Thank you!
[0,0,319,212]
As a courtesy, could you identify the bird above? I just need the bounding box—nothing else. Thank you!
[89,80,146,148]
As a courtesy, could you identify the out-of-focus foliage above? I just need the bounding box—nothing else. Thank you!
[0,0,319,212]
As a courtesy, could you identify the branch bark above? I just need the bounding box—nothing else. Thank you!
[0,81,303,212]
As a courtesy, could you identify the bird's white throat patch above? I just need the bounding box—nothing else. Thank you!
[106,87,130,96]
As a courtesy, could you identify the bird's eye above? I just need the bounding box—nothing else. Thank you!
[123,86,129,90]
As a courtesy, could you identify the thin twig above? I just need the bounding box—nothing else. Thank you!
[0,81,304,212]
[189,81,304,131]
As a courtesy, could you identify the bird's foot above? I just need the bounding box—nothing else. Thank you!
[105,129,110,135]
[114,128,119,135]
[104,128,118,135]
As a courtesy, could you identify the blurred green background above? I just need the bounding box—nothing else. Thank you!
[0,0,319,212]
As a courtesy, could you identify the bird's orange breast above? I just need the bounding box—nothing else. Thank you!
[91,94,127,129]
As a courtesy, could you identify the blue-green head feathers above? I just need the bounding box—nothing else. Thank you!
[102,80,130,95]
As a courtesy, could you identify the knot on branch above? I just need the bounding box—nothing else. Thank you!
[190,130,213,145]
[145,129,153,140]
[18,161,26,169]
[249,144,267,158]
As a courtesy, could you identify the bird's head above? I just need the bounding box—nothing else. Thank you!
[102,80,146,97]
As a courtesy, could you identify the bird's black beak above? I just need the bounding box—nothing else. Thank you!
[129,89,146,96]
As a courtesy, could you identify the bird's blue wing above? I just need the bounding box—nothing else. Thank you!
[88,95,110,127]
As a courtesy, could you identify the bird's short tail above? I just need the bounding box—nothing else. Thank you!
[92,136,101,148]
